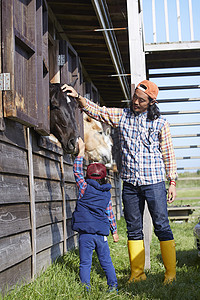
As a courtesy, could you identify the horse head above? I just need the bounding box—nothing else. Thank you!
[83,112,113,166]
[50,82,79,154]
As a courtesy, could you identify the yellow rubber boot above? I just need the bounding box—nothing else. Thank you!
[128,240,147,283]
[160,240,176,284]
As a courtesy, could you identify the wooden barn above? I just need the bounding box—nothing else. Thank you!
[0,0,127,292]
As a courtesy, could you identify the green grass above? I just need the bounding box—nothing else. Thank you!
[1,217,200,300]
[2,172,200,299]
[166,172,200,215]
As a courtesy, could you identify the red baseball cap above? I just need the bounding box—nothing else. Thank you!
[86,163,107,179]
[136,80,159,100]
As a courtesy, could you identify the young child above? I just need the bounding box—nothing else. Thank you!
[72,137,119,291]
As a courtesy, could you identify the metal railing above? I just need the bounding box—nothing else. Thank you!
[143,0,200,44]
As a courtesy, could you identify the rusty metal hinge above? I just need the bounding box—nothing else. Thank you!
[0,73,10,90]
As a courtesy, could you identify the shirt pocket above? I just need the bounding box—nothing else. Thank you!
[140,129,160,152]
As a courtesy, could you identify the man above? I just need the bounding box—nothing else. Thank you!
[62,80,177,284]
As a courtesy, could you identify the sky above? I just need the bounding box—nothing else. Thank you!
[142,0,200,173]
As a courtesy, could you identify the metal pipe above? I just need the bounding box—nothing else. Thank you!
[188,0,194,41]
[152,0,156,43]
[91,0,130,100]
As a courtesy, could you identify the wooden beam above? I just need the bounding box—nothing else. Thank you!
[27,128,36,279]
[60,156,67,254]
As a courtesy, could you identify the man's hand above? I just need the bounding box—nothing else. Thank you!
[112,233,119,243]
[77,137,85,157]
[61,84,78,98]
[168,184,176,204]
[61,84,86,108]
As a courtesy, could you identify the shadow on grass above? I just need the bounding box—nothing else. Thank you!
[176,249,200,268]
[54,248,114,281]
[54,248,200,299]
[156,248,200,268]
[55,248,80,274]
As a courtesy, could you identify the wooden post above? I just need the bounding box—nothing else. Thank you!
[27,128,36,278]
[0,0,4,132]
[60,156,67,254]
[126,0,152,269]
[127,0,146,87]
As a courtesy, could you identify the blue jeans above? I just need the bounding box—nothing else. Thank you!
[79,233,117,288]
[122,181,174,241]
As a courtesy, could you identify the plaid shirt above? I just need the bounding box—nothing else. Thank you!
[82,99,177,185]
[73,156,117,234]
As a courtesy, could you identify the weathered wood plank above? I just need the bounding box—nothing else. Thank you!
[66,200,77,219]
[33,153,61,180]
[2,0,15,120]
[112,206,117,217]
[66,234,78,251]
[63,164,76,182]
[63,153,73,165]
[0,174,29,204]
[0,204,31,238]
[0,232,31,272]
[0,142,28,175]
[64,182,78,200]
[34,178,62,202]
[0,120,26,149]
[49,39,60,83]
[0,258,31,295]
[111,195,117,205]
[27,128,37,278]
[66,218,75,239]
[110,188,116,197]
[36,0,50,135]
[36,242,63,275]
[36,201,63,228]
[36,222,63,253]
[60,155,67,253]
[0,0,4,132]
[37,135,63,156]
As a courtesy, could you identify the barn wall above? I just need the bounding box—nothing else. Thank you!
[0,119,121,293]
[0,1,122,294]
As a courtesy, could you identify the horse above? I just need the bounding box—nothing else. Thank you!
[50,83,79,154]
[83,112,113,166]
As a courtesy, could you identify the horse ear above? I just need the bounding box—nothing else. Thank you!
[87,117,92,123]
[105,127,111,136]
[84,115,92,122]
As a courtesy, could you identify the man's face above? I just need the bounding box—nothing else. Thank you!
[132,88,151,114]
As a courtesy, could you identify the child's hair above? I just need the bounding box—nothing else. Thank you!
[91,177,110,185]
[86,163,110,185]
